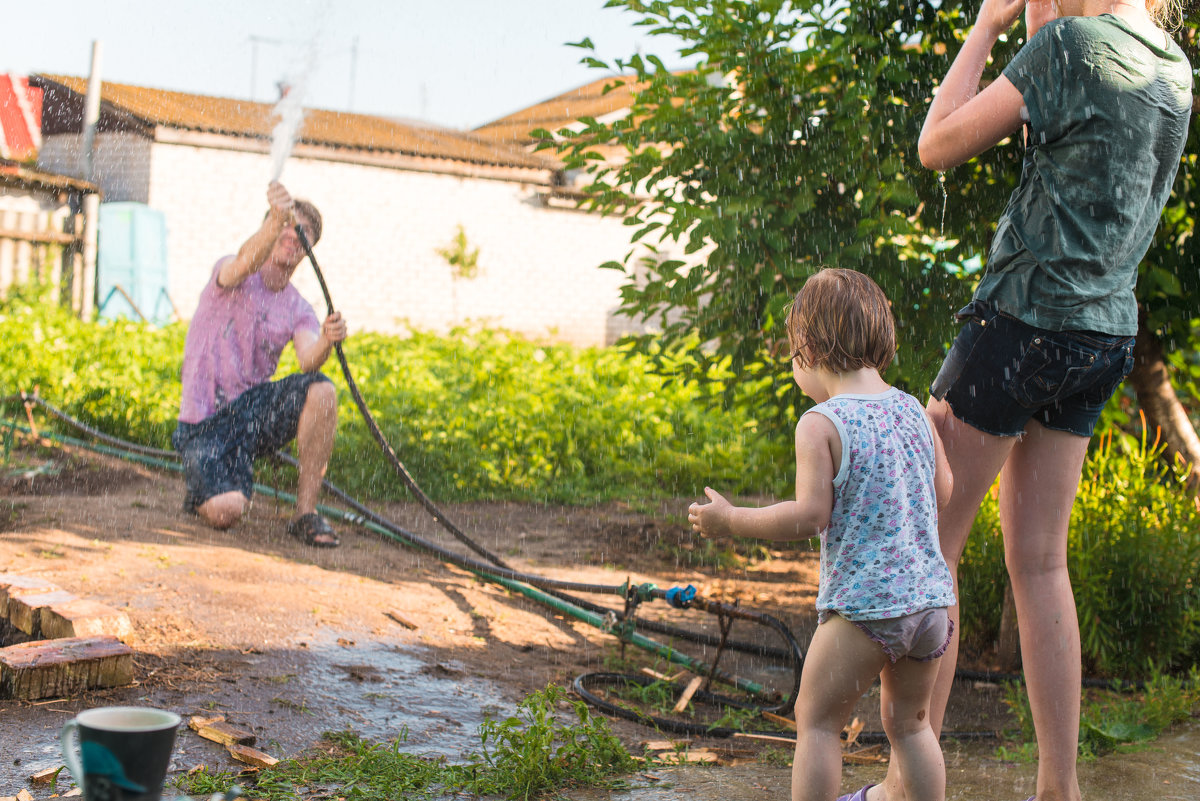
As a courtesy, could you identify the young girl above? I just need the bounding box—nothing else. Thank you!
[688,268,955,801]
[900,2,1191,801]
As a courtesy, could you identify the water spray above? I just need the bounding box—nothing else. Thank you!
[268,40,317,182]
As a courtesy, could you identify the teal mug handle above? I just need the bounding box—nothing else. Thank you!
[60,718,83,788]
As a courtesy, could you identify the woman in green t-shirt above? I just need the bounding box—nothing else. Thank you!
[862,3,1192,801]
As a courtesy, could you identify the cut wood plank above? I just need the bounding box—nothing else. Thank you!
[195,720,256,747]
[640,739,689,751]
[733,732,796,744]
[384,610,419,630]
[0,636,133,700]
[40,599,134,642]
[28,767,61,784]
[843,716,865,747]
[189,714,225,731]
[761,710,797,731]
[0,575,61,617]
[227,743,278,767]
[638,667,687,682]
[7,590,77,636]
[843,744,887,765]
[672,675,703,713]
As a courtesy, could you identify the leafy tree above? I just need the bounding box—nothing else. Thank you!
[545,0,1200,460]
[1131,23,1200,486]
[541,0,1022,428]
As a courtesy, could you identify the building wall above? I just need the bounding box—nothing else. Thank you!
[38,132,152,202]
[140,139,673,345]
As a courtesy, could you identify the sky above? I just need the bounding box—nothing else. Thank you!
[1,0,691,131]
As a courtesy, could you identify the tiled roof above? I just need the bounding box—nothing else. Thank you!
[34,74,556,171]
[473,74,642,145]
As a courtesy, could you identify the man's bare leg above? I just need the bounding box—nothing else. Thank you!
[292,380,338,544]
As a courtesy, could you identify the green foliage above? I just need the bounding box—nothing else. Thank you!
[468,684,637,799]
[0,296,790,504]
[546,0,1024,432]
[0,291,185,450]
[1138,22,1200,398]
[958,426,1200,679]
[1000,668,1200,760]
[174,686,637,800]
[1071,428,1200,676]
[437,224,481,281]
[296,327,789,503]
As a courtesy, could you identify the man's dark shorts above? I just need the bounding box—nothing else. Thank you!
[171,373,332,513]
[929,300,1134,438]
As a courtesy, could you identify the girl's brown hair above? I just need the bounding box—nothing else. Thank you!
[785,268,896,373]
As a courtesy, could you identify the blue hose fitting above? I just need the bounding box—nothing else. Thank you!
[665,584,697,609]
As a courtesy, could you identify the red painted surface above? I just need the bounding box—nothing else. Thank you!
[0,74,44,161]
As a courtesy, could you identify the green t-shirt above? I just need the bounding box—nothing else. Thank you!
[975,14,1193,335]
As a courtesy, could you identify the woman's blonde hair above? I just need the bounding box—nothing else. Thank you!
[1147,0,1184,30]
[785,268,896,374]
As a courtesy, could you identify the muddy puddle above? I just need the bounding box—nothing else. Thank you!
[563,721,1200,801]
[288,630,508,756]
[1,630,508,794]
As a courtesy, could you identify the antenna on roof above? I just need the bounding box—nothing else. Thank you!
[249,35,284,102]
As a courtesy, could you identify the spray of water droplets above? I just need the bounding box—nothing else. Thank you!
[269,39,319,183]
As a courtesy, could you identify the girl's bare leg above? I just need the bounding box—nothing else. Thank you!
[792,616,888,801]
[877,656,945,801]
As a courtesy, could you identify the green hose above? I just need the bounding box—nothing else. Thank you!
[6,419,773,700]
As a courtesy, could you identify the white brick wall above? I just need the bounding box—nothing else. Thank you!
[44,130,692,346]
[38,133,152,202]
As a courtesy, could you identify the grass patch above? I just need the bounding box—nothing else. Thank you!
[175,685,637,801]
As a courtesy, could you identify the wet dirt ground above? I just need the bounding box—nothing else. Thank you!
[1,438,1197,800]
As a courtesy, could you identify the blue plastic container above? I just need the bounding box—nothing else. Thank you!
[97,202,171,324]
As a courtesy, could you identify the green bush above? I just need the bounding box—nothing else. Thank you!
[958,425,1200,679]
[0,296,790,504]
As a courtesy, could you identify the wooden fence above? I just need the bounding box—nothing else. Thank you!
[0,203,88,316]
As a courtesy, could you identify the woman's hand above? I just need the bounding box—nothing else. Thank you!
[977,0,1028,39]
[1025,0,1059,38]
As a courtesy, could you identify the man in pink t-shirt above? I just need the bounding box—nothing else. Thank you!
[171,182,347,547]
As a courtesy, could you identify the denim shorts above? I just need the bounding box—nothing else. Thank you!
[820,608,953,663]
[171,372,332,512]
[929,300,1134,438]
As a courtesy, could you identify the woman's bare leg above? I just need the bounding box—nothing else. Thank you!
[875,398,1016,801]
[998,421,1088,801]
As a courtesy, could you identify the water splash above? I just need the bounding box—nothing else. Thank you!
[269,39,318,183]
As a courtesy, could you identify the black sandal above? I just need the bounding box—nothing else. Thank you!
[287,512,341,548]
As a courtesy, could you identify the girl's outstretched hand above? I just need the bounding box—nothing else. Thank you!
[688,487,734,539]
[977,0,1028,39]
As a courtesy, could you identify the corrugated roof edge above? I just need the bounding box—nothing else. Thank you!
[32,74,560,173]
[0,157,100,195]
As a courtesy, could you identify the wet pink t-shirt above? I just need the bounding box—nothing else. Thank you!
[178,259,320,424]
